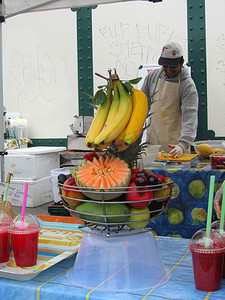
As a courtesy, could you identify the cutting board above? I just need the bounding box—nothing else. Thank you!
[156,153,198,161]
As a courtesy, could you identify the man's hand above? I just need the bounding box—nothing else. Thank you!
[168,145,184,158]
[214,181,225,219]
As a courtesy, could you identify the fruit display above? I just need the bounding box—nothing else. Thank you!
[85,69,148,158]
[57,69,174,233]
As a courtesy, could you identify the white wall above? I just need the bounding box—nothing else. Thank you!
[3,9,78,138]
[206,0,225,137]
[2,0,224,139]
[93,0,188,88]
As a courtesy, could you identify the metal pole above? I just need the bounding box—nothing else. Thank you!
[0,22,5,182]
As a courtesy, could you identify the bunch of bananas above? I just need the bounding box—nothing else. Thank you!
[85,71,148,153]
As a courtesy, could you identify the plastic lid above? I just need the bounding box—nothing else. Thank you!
[211,220,221,230]
[0,210,12,229]
[7,146,66,155]
[9,213,40,233]
[189,228,225,253]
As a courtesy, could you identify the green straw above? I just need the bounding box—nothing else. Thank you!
[219,183,225,235]
[205,175,215,248]
[2,173,13,205]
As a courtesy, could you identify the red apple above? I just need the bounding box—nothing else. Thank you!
[62,177,86,208]
[126,181,154,209]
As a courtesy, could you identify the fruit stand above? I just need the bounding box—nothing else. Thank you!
[1,1,225,299]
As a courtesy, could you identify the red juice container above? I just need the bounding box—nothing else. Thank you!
[9,214,40,267]
[0,211,12,263]
[189,228,225,291]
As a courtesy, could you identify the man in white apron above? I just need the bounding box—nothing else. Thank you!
[142,42,198,158]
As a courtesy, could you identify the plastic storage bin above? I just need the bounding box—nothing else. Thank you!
[4,146,66,180]
[7,176,52,207]
[67,230,171,292]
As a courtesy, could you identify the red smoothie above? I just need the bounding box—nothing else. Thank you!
[0,228,11,263]
[10,224,40,267]
[190,241,225,291]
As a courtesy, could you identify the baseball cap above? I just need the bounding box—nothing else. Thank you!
[158,42,183,67]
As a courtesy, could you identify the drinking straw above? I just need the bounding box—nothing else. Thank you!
[19,182,29,231]
[2,173,13,205]
[219,183,225,235]
[205,175,215,248]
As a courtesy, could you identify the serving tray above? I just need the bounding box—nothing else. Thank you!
[0,217,83,281]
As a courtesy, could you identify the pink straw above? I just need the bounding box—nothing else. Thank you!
[19,182,29,231]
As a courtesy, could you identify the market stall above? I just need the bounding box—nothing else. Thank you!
[1,2,225,299]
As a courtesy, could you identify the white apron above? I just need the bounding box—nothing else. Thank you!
[146,79,182,153]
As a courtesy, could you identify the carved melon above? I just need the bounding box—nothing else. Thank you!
[196,143,213,158]
[74,155,131,200]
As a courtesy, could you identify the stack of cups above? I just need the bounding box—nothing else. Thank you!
[9,214,40,267]
[189,228,225,291]
[0,211,12,263]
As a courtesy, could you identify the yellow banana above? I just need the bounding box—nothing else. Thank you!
[115,143,130,153]
[113,127,125,147]
[85,84,112,148]
[93,81,120,151]
[94,141,111,151]
[123,88,148,146]
[94,80,133,147]
[93,83,120,151]
[103,82,120,130]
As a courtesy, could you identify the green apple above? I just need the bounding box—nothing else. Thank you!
[127,207,150,229]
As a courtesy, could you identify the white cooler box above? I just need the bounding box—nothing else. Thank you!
[7,176,52,207]
[4,146,66,180]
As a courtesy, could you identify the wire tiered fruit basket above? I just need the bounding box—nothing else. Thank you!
[58,180,173,236]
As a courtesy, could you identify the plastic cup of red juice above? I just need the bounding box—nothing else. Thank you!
[189,228,225,291]
[211,220,225,278]
[9,214,40,267]
[0,210,12,263]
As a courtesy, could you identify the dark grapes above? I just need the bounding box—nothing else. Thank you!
[58,174,67,184]
[147,174,159,185]
[135,175,148,186]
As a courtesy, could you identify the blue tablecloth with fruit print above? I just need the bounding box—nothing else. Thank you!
[146,160,225,239]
